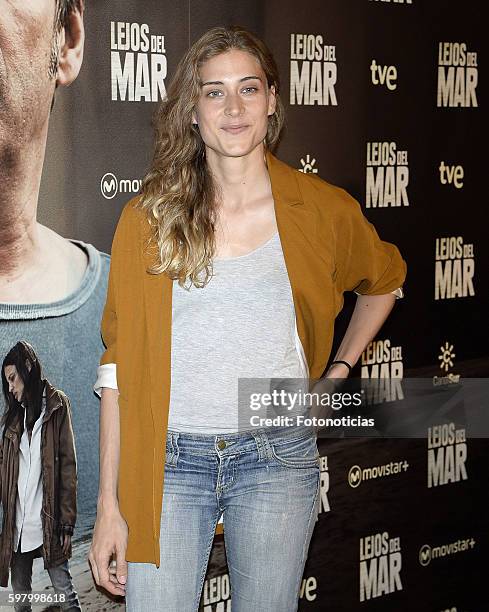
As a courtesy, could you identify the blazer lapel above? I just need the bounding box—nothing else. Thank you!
[266,150,318,374]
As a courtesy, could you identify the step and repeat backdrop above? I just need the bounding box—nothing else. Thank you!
[0,0,486,610]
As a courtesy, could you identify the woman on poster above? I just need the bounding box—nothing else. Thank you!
[0,341,81,611]
[89,26,406,611]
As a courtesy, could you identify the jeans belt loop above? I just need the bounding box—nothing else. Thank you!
[252,429,273,461]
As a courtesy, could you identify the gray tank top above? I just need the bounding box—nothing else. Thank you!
[167,231,307,433]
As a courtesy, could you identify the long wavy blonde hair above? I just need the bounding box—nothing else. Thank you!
[136,25,285,289]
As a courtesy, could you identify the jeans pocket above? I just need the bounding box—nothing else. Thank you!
[270,432,320,468]
[165,434,179,467]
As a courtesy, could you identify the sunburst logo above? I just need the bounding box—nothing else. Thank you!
[299,154,319,174]
[438,341,455,372]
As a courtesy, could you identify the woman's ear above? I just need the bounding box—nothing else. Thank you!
[56,5,85,87]
[267,85,277,116]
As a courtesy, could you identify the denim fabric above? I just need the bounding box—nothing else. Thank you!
[126,425,320,612]
[10,539,81,612]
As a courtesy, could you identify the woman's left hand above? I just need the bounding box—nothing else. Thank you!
[308,364,351,434]
[324,362,351,380]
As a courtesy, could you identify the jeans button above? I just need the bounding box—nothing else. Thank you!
[217,439,227,450]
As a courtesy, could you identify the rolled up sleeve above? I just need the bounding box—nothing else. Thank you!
[95,201,135,395]
[355,286,404,299]
[93,363,118,398]
[335,192,407,296]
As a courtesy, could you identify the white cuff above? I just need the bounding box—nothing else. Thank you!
[354,286,404,299]
[93,363,118,398]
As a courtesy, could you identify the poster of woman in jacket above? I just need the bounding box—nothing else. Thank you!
[0,341,81,611]
[0,0,110,581]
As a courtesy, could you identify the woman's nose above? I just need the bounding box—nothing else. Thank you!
[224,93,244,117]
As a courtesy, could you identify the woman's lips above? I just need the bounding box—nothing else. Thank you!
[222,125,248,134]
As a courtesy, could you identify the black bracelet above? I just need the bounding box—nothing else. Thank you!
[328,360,353,373]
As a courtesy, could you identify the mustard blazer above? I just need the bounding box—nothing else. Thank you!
[99,150,407,566]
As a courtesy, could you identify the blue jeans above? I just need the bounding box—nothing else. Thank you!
[10,537,81,611]
[126,424,320,611]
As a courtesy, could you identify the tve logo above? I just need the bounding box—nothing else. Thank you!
[439,162,464,188]
[370,60,397,90]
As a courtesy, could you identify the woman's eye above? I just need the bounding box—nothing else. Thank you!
[205,87,258,97]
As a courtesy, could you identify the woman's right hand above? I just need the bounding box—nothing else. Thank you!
[88,502,129,597]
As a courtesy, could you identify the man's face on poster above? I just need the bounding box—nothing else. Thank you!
[0,1,84,152]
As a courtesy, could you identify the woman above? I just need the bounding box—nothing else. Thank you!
[0,341,81,611]
[89,26,406,611]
